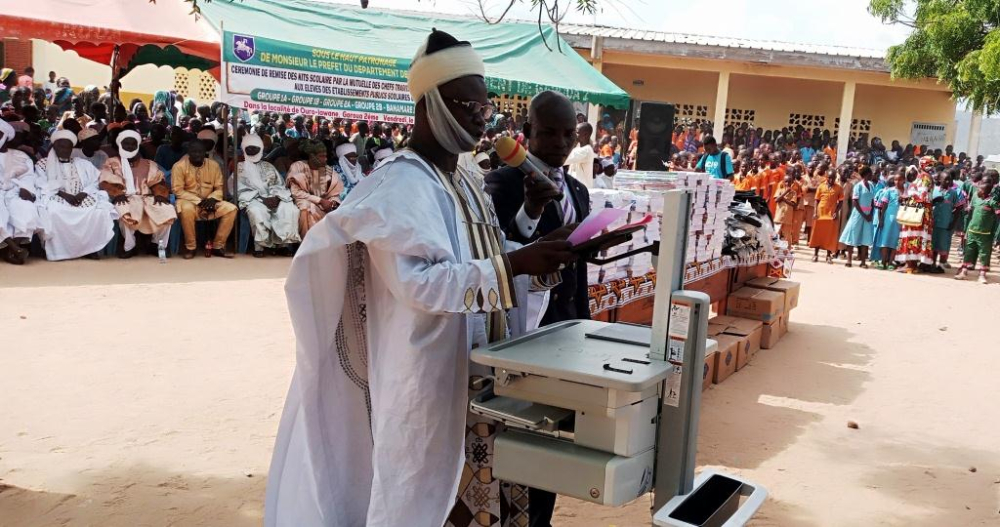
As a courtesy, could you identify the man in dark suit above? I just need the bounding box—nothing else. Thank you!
[484,90,591,526]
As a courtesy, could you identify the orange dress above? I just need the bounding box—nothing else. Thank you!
[808,180,844,252]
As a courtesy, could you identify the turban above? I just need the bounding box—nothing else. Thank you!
[408,29,484,154]
[51,128,78,146]
[242,134,264,163]
[337,141,364,185]
[241,134,268,193]
[116,130,142,195]
[408,30,485,103]
[474,151,490,165]
[373,146,394,164]
[77,128,99,142]
[335,142,356,159]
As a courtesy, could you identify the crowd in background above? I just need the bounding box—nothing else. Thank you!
[1,66,996,282]
[657,121,1000,283]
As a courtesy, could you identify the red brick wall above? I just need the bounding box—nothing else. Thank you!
[3,38,34,75]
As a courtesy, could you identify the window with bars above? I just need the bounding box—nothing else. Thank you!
[673,103,710,127]
[834,117,873,141]
[198,73,218,101]
[788,113,826,129]
[173,71,190,97]
[725,108,756,127]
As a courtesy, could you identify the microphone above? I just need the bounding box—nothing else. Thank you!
[495,137,548,183]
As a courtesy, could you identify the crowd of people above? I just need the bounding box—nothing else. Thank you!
[663,122,1000,284]
[1,65,997,284]
[0,68,430,264]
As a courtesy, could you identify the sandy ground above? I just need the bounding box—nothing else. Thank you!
[1,249,999,526]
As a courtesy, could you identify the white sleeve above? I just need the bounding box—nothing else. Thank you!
[564,145,593,166]
[515,204,541,238]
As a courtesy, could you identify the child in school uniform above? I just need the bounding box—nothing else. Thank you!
[955,171,999,284]
[930,170,964,272]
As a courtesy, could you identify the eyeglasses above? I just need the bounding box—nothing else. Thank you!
[450,98,494,120]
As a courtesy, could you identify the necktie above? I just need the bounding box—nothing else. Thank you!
[549,168,575,225]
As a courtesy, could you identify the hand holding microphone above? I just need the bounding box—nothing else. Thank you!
[495,137,562,219]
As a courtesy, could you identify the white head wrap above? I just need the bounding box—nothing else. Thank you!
[336,142,363,186]
[116,130,142,194]
[474,151,490,165]
[45,129,80,193]
[51,129,78,147]
[0,118,14,150]
[409,32,485,155]
[335,142,356,160]
[374,146,394,163]
[240,134,268,194]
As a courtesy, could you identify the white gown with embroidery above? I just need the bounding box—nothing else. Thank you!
[266,151,537,527]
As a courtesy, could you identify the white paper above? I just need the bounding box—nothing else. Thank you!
[664,364,683,407]
[667,337,686,363]
[668,301,692,340]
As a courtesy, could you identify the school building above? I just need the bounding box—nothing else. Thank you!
[560,25,965,156]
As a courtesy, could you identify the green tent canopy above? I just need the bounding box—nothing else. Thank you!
[199,0,630,108]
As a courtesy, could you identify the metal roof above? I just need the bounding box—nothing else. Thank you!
[557,23,889,72]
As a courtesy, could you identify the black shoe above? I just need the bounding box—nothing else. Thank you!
[212,248,235,259]
[118,248,136,259]
[84,252,101,260]
[252,250,265,258]
[930,265,946,274]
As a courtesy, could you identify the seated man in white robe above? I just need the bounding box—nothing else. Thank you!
[0,121,22,266]
[237,133,300,257]
[265,30,576,527]
[1,118,44,264]
[36,129,115,261]
[99,129,177,258]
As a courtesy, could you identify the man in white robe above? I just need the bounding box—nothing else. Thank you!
[1,119,43,264]
[237,134,300,257]
[36,130,115,261]
[0,119,30,264]
[265,30,575,527]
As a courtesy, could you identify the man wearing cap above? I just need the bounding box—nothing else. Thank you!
[237,134,300,257]
[72,127,109,170]
[197,128,226,168]
[99,129,176,258]
[286,139,344,237]
[170,140,237,258]
[35,129,115,260]
[265,30,575,527]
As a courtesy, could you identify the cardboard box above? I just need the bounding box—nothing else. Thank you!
[712,335,739,383]
[710,315,763,362]
[746,277,801,314]
[703,351,717,391]
[727,287,784,323]
[760,314,783,349]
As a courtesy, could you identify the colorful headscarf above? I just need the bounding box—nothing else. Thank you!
[152,91,176,124]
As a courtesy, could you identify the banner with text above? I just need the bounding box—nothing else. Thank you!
[222,31,415,124]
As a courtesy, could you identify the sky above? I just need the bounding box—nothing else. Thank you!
[319,0,913,52]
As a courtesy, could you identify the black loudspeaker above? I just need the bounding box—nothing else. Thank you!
[635,102,676,172]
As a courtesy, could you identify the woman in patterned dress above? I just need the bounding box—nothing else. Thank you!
[895,166,935,273]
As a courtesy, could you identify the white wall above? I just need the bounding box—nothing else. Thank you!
[954,108,1000,157]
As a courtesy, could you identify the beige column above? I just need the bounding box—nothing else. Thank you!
[967,111,983,159]
[836,81,857,163]
[712,71,730,139]
[587,36,605,125]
